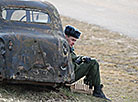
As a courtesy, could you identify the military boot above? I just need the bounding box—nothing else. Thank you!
[93,84,111,101]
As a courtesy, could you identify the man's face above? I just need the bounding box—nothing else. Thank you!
[65,35,77,47]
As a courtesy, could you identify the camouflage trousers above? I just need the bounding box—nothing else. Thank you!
[74,59,101,87]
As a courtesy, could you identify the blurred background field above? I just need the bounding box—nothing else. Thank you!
[61,16,138,102]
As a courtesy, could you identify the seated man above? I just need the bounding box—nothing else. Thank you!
[64,25,111,101]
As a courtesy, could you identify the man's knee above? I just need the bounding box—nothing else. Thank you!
[90,58,99,65]
[89,59,100,71]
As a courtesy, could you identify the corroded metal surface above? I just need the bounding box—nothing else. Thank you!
[0,0,75,85]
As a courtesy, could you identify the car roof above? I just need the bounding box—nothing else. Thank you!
[0,0,56,12]
[0,0,63,31]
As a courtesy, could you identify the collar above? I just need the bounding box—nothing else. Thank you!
[70,46,74,52]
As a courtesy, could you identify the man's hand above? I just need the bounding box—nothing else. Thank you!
[75,56,92,64]
[82,56,92,63]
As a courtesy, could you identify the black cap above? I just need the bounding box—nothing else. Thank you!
[64,26,81,39]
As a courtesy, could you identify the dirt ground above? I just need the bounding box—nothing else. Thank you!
[61,16,138,102]
[0,16,138,102]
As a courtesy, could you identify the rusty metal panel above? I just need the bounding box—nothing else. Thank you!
[0,0,75,85]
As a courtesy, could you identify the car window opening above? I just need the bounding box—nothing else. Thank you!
[2,8,51,24]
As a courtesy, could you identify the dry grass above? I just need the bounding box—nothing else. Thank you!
[61,16,138,102]
[0,16,137,102]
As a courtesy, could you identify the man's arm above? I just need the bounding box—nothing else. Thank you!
[71,52,92,64]
[71,51,83,64]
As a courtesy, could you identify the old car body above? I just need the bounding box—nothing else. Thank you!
[0,0,74,86]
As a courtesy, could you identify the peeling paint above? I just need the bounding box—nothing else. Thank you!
[0,0,75,85]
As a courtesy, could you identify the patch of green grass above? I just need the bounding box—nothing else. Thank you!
[0,84,109,102]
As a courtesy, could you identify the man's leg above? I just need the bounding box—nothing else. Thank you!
[74,59,100,87]
[74,59,111,101]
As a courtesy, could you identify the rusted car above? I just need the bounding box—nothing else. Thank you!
[0,0,74,86]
